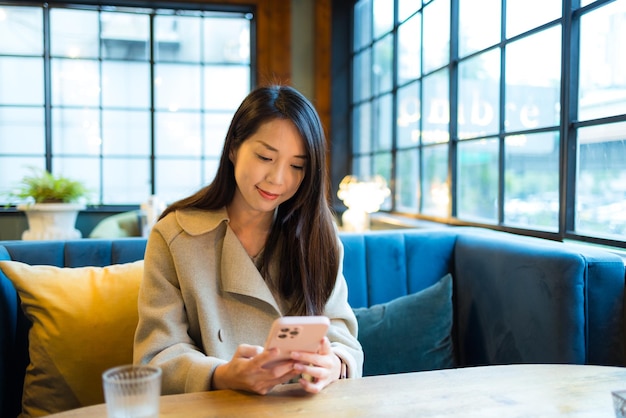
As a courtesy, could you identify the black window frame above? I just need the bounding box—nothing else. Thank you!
[0,0,256,211]
[331,0,626,250]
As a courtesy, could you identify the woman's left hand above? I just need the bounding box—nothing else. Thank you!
[290,337,342,393]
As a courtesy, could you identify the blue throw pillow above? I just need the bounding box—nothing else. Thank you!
[353,273,455,376]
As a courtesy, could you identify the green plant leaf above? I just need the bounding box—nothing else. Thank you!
[8,167,89,204]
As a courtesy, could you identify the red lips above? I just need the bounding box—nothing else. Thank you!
[257,187,279,200]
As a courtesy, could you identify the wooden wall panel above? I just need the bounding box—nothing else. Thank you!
[313,0,333,191]
[314,0,332,143]
[256,0,291,85]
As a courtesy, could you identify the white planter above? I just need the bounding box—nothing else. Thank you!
[18,203,85,241]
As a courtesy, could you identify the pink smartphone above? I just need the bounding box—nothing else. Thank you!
[262,316,330,369]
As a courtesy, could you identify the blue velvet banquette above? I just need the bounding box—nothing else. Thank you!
[1,227,625,417]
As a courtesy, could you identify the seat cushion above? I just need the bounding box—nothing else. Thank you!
[0,260,143,417]
[88,211,142,238]
[353,273,455,376]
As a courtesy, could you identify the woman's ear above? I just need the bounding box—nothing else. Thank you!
[229,148,236,163]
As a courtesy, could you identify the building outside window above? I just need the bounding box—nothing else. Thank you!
[350,0,626,248]
[0,1,253,206]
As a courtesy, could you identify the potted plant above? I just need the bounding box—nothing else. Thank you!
[8,168,90,240]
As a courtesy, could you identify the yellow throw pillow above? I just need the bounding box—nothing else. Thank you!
[0,260,144,417]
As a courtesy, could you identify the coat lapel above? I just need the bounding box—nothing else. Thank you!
[220,226,281,314]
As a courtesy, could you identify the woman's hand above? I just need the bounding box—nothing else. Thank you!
[212,344,301,395]
[290,337,342,393]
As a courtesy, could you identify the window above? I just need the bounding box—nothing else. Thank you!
[350,0,626,248]
[0,2,253,205]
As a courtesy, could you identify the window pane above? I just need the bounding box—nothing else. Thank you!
[578,1,626,121]
[396,148,419,211]
[52,108,101,155]
[505,27,561,132]
[0,5,252,208]
[422,144,449,217]
[0,158,45,203]
[374,153,392,210]
[102,61,151,109]
[0,108,45,154]
[504,131,559,230]
[457,138,498,222]
[423,0,450,73]
[52,59,100,107]
[204,113,231,157]
[458,49,500,139]
[506,0,561,39]
[156,15,200,63]
[397,81,421,148]
[373,0,394,39]
[204,65,250,110]
[204,159,220,185]
[576,122,626,239]
[353,50,372,103]
[422,69,449,144]
[398,0,421,23]
[352,155,372,178]
[102,110,150,156]
[0,6,43,55]
[352,102,372,154]
[373,34,393,94]
[373,154,392,185]
[103,158,151,204]
[51,9,99,58]
[155,64,201,110]
[156,159,202,204]
[53,157,100,197]
[373,94,392,151]
[397,13,421,85]
[155,112,202,156]
[203,17,250,64]
[354,0,372,51]
[0,57,44,105]
[101,12,149,60]
[459,0,500,57]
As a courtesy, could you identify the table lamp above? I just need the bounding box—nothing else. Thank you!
[337,175,390,231]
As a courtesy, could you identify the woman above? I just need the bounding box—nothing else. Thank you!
[134,85,363,396]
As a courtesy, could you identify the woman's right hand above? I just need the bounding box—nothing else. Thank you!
[211,344,300,394]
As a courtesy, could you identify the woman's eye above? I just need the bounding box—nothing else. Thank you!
[291,165,304,171]
[257,154,271,162]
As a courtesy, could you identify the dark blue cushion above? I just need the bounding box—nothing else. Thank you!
[354,273,455,376]
[453,231,586,366]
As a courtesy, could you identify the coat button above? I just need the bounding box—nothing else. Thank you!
[218,329,224,342]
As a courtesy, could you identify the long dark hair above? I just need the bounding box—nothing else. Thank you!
[160,85,339,316]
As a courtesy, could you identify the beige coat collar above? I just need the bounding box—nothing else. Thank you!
[175,207,281,314]
[175,207,229,235]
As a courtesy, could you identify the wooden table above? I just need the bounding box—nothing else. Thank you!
[47,364,626,417]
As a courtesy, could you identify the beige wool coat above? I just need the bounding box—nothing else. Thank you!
[133,207,364,394]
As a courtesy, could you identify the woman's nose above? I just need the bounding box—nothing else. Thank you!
[266,163,286,185]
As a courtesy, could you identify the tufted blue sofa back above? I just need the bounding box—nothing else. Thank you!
[341,228,626,368]
[340,229,457,307]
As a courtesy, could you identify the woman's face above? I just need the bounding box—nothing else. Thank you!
[230,118,307,215]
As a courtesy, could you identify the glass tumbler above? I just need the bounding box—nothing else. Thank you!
[102,365,162,418]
